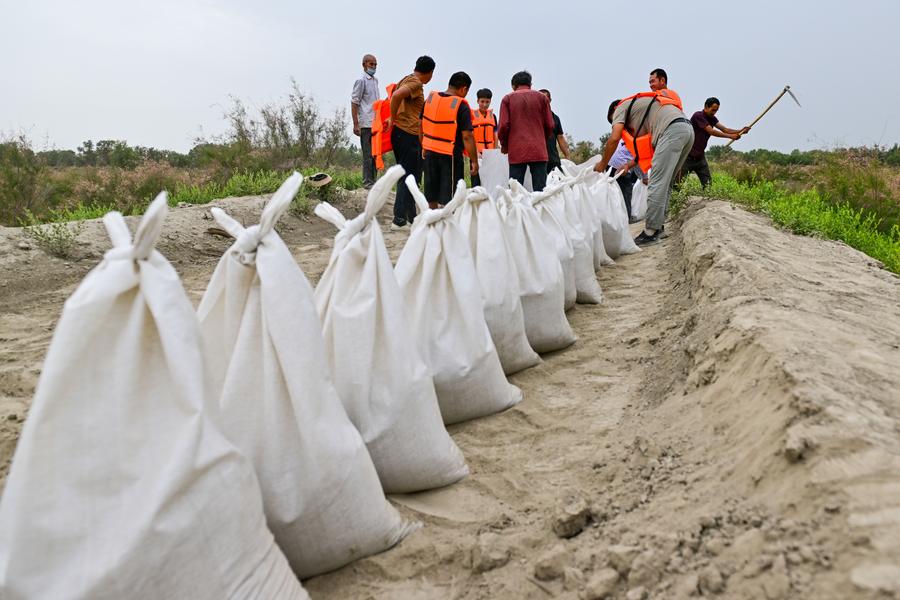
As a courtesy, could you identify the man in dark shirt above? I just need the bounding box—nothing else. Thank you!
[498,71,555,192]
[539,89,571,175]
[681,97,749,187]
[421,71,478,208]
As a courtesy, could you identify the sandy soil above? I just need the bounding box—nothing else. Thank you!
[1,192,899,599]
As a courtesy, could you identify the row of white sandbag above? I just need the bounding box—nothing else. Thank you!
[0,162,637,599]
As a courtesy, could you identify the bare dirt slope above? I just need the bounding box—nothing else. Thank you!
[1,194,898,599]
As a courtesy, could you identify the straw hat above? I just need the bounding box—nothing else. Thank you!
[307,172,332,188]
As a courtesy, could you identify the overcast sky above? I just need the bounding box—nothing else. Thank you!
[3,0,898,154]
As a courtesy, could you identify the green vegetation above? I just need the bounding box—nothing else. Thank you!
[673,171,900,275]
[21,210,84,258]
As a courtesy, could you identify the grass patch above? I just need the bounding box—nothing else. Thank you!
[674,172,900,274]
[21,209,84,258]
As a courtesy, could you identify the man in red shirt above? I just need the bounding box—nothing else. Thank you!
[498,71,555,192]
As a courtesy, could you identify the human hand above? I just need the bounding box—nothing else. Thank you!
[501,146,508,155]
[384,118,392,130]
[642,176,649,185]
[470,161,479,177]
[353,124,360,136]
[731,133,741,141]
[593,162,608,173]
[741,126,751,134]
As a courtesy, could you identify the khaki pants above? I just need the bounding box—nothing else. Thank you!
[646,121,694,231]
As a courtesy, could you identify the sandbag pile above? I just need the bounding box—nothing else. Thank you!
[498,188,577,353]
[590,170,641,259]
[314,166,469,493]
[395,177,522,425]
[197,174,415,578]
[2,156,649,596]
[0,195,308,600]
[454,186,541,375]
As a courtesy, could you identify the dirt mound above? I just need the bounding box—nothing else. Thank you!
[1,195,899,598]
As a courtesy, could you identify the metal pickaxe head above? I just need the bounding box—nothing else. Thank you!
[785,85,802,107]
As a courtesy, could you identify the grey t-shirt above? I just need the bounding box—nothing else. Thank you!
[612,97,686,147]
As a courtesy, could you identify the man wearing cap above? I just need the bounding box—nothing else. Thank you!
[351,54,380,190]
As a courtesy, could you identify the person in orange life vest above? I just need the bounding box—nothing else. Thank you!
[649,68,683,111]
[469,88,497,187]
[539,89,571,175]
[594,92,693,246]
[388,55,435,230]
[678,97,750,188]
[605,99,646,221]
[421,71,479,209]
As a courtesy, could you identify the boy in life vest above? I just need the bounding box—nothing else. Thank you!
[594,92,694,246]
[421,71,479,209]
[469,88,497,187]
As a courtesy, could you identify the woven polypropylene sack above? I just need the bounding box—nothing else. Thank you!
[499,189,576,353]
[455,187,540,375]
[197,174,416,579]
[590,174,641,259]
[533,182,602,305]
[631,177,648,220]
[395,177,522,425]
[571,174,615,269]
[314,166,469,494]
[511,180,576,311]
[0,194,307,600]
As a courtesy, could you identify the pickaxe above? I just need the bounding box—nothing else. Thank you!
[726,85,801,146]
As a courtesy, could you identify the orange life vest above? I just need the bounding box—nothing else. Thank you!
[422,91,469,156]
[371,83,396,170]
[656,88,683,111]
[617,92,682,172]
[471,108,496,151]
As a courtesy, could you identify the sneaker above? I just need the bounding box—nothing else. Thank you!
[634,230,661,246]
[389,222,409,232]
[659,225,670,239]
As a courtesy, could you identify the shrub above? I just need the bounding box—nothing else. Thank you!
[21,210,84,258]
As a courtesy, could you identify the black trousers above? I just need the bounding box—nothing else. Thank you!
[424,152,464,205]
[391,128,422,225]
[509,161,548,192]
[360,127,376,188]
[612,167,638,218]
[680,154,712,188]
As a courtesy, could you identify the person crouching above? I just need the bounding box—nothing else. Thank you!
[421,71,479,208]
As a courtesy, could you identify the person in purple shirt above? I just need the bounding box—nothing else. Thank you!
[681,97,750,187]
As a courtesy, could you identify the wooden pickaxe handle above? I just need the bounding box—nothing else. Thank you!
[725,85,793,147]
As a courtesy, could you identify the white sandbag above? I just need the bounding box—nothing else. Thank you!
[591,172,641,259]
[498,189,576,353]
[570,173,615,269]
[479,148,510,196]
[395,176,522,425]
[198,174,415,579]
[0,194,307,600]
[454,187,541,375]
[314,166,469,494]
[631,177,648,220]
[511,180,576,311]
[533,181,603,305]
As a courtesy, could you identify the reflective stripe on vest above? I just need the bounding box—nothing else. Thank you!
[422,91,467,156]
[617,92,681,172]
[471,108,495,151]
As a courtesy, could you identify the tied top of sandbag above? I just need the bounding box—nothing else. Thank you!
[315,165,405,240]
[464,187,491,206]
[404,175,467,227]
[102,192,168,261]
[210,172,303,265]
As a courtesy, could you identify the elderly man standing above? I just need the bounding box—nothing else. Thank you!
[351,53,379,189]
[498,71,555,192]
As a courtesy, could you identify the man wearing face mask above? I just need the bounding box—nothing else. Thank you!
[351,54,380,189]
